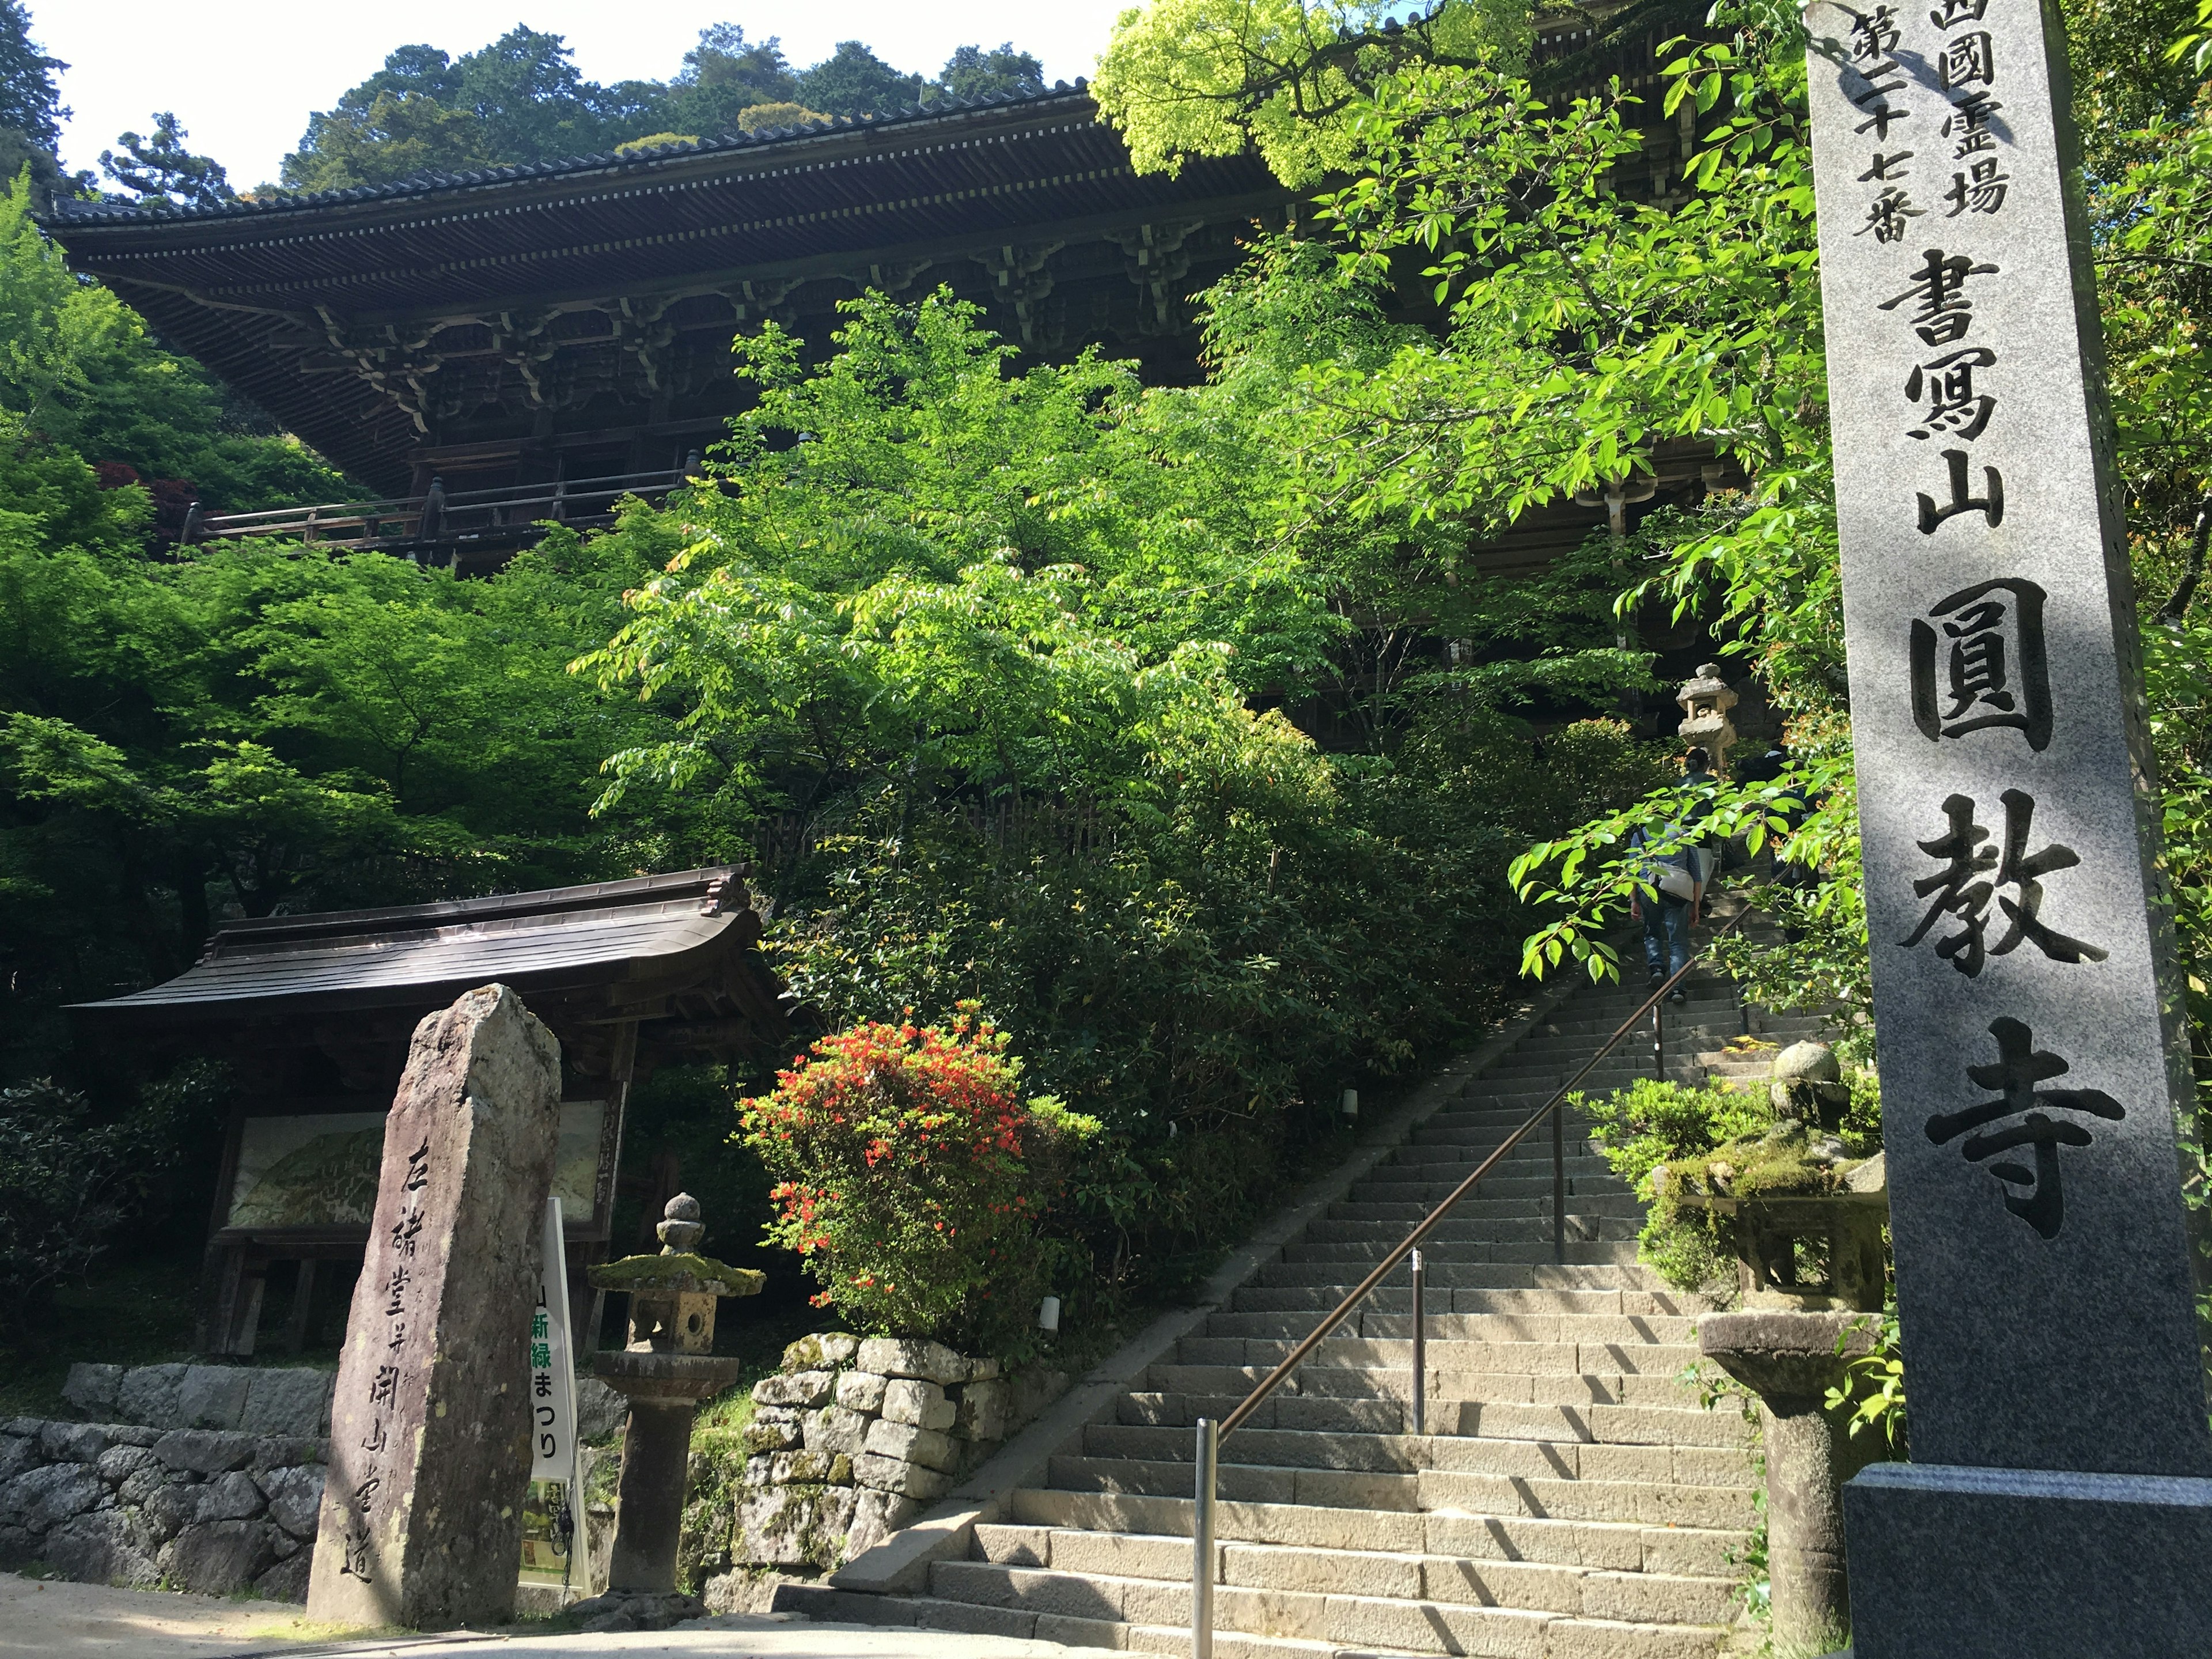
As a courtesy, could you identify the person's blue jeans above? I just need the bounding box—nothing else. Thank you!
[1642,897,1691,983]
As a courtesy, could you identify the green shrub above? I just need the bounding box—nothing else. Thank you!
[1577,1078,1772,1292]
[740,1005,1099,1357]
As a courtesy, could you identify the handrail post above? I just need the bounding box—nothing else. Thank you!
[1653,995,1665,1081]
[1410,1248,1426,1438]
[1192,1418,1217,1659]
[1552,1105,1566,1264]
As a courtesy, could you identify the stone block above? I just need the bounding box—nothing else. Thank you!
[803,1406,870,1457]
[769,1450,852,1486]
[781,1333,861,1372]
[855,1338,967,1386]
[573,1375,629,1443]
[248,1435,325,1474]
[1846,1463,2212,1659]
[175,1366,250,1431]
[238,1369,331,1437]
[151,1429,254,1475]
[141,1480,198,1545]
[744,1415,801,1456]
[256,1547,313,1604]
[60,1365,122,1421]
[965,1357,1002,1382]
[864,1418,956,1471]
[836,1371,889,1414]
[737,1483,858,1568]
[0,1435,38,1486]
[43,1509,159,1590]
[844,1487,922,1559]
[255,1464,325,1539]
[104,1426,160,1448]
[196,1468,264,1523]
[96,1444,156,1488]
[1,1464,102,1532]
[851,1452,949,1501]
[881,1378,955,1431]
[165,1517,280,1594]
[955,1378,1009,1442]
[753,1369,836,1408]
[116,1363,188,1429]
[38,1422,106,1464]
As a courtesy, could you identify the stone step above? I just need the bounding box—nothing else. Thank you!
[1007,1488,1752,1580]
[1256,1274,1663,1300]
[1120,1392,1755,1450]
[1354,1165,1622,1194]
[1200,1312,1699,1347]
[1279,1240,1643,1266]
[1045,1452,1424,1512]
[1227,1286,1709,1317]
[1172,1335,1704,1377]
[1136,1365,1738,1415]
[1291,1212,1645,1238]
[1419,1469,1755,1529]
[1327,1195,1646,1222]
[930,1554,1740,1647]
[1085,1422,1429,1475]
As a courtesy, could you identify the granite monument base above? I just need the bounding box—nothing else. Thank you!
[1844,1462,2212,1658]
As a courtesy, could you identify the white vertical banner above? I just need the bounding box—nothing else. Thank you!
[520,1196,581,1590]
[531,1195,578,1480]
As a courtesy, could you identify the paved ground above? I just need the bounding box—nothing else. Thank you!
[0,1575,1117,1659]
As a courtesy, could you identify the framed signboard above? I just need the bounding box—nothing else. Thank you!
[219,1101,611,1237]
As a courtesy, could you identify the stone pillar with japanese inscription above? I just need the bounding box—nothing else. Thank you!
[1806,0,2212,1653]
[305,984,562,1628]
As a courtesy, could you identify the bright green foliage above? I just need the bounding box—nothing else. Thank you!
[1094,0,1529,184]
[1578,1079,1772,1291]
[577,290,1675,1305]
[0,177,342,507]
[1825,1311,1907,1450]
[741,1006,1099,1354]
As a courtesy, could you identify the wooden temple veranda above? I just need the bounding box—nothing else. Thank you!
[69,868,785,1357]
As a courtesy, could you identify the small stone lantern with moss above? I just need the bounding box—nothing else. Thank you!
[568,1193,764,1631]
[1673,1042,1891,1654]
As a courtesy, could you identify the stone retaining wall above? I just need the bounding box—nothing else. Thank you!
[62,1361,333,1437]
[0,1418,325,1601]
[731,1335,1063,1575]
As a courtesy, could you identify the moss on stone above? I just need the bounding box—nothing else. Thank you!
[586,1252,766,1296]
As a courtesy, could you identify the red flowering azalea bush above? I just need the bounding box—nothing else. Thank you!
[740,1003,1097,1353]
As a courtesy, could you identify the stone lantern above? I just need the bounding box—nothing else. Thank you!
[1675,662,1740,774]
[1682,1041,1890,1654]
[569,1194,764,1631]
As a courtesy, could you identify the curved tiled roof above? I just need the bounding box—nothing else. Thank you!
[44,79,1094,226]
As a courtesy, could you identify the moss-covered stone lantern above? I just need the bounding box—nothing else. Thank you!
[569,1194,764,1631]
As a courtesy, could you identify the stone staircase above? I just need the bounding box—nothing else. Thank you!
[793,947,1826,1658]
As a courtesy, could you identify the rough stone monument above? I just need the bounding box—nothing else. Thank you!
[305,983,562,1628]
[1804,0,2212,1651]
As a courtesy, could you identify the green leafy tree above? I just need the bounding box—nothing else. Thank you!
[280,28,671,191]
[664,24,799,137]
[794,41,926,118]
[934,44,1045,103]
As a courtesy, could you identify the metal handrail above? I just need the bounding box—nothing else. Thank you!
[1188,901,1751,1658]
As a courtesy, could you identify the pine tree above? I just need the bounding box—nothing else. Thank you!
[0,0,65,151]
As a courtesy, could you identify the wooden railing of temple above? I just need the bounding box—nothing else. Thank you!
[184,462,705,552]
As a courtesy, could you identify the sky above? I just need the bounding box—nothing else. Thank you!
[41,1,1133,191]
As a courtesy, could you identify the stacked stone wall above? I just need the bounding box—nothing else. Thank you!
[0,1418,325,1600]
[724,1334,1065,1576]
